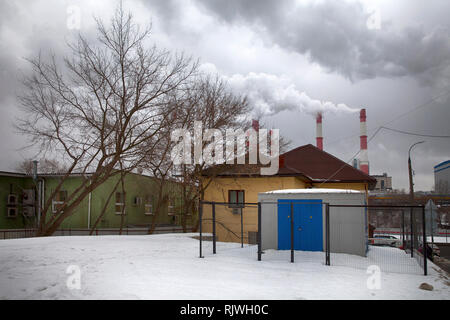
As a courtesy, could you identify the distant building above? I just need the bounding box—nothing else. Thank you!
[371,173,392,192]
[435,160,450,194]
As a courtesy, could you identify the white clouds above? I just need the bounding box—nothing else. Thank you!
[197,0,450,88]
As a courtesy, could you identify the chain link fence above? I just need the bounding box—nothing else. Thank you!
[199,201,429,276]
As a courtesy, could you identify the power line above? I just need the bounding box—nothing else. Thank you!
[317,126,383,187]
[317,86,450,185]
[327,85,450,145]
[383,87,450,127]
[319,123,449,187]
[380,126,450,138]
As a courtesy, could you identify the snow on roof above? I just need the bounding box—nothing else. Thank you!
[263,188,362,194]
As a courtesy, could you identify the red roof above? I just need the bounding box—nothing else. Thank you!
[203,144,376,189]
[278,144,375,187]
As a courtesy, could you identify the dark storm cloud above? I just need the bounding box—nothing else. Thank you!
[196,0,450,87]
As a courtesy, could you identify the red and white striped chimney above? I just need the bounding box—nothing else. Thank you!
[252,119,260,132]
[316,112,323,150]
[359,108,369,175]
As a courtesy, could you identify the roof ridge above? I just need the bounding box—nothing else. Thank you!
[308,144,374,180]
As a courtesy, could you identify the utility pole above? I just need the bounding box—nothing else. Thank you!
[408,141,425,201]
[408,141,424,253]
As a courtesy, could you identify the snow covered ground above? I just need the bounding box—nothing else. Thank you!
[0,233,448,300]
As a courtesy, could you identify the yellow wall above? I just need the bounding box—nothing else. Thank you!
[201,176,369,244]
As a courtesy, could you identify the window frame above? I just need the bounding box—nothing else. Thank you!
[167,197,176,216]
[144,195,153,215]
[115,192,126,215]
[52,190,68,214]
[228,190,245,208]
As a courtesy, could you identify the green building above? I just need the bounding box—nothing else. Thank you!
[0,171,190,232]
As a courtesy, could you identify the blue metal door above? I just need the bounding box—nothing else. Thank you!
[277,199,323,251]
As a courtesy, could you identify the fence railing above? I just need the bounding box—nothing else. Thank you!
[0,225,193,240]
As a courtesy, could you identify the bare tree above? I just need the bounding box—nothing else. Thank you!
[16,6,197,236]
[16,158,68,174]
[136,74,251,233]
[148,74,294,233]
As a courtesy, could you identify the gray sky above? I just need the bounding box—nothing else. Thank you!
[0,0,449,191]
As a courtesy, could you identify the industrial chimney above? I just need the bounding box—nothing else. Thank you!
[359,108,369,175]
[316,113,323,150]
[252,119,260,132]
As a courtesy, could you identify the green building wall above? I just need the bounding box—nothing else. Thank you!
[0,171,189,230]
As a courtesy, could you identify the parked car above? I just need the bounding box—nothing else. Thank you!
[370,235,400,247]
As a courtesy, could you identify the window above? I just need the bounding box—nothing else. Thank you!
[228,190,244,208]
[52,190,67,214]
[7,207,18,218]
[115,192,126,215]
[168,197,176,216]
[381,180,385,190]
[7,194,17,205]
[133,196,143,206]
[144,195,153,215]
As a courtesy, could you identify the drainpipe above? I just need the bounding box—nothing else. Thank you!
[88,179,92,229]
[32,161,41,229]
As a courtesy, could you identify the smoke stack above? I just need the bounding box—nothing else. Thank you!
[316,113,323,150]
[246,119,260,149]
[359,108,369,175]
[252,119,260,132]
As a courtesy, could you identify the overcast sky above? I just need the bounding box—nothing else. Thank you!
[0,0,449,191]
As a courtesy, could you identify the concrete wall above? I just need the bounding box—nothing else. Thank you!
[258,191,367,257]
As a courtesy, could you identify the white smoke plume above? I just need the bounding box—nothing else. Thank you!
[200,64,359,117]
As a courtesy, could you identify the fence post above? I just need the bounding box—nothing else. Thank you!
[212,202,216,254]
[199,200,203,258]
[410,208,414,258]
[240,206,244,248]
[325,203,330,266]
[257,202,262,261]
[422,206,427,276]
[290,201,294,263]
[401,210,405,249]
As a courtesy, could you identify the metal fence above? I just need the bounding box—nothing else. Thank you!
[198,201,429,276]
[0,225,192,240]
[327,204,427,275]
